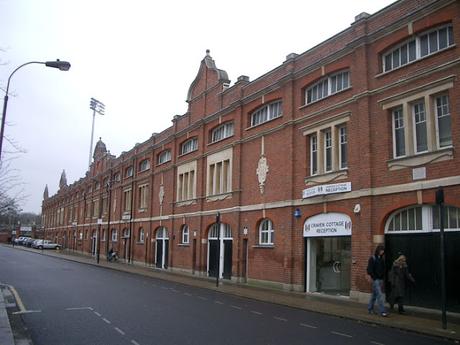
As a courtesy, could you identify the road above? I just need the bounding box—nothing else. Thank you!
[0,246,453,345]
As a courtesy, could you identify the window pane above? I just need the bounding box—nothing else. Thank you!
[394,109,405,157]
[384,54,392,72]
[331,76,337,94]
[420,35,429,56]
[436,95,452,147]
[395,213,401,230]
[408,208,415,230]
[432,206,440,229]
[336,73,343,92]
[340,127,347,169]
[429,31,438,54]
[392,49,400,68]
[415,207,422,230]
[343,72,349,88]
[448,26,453,46]
[400,44,408,65]
[413,102,427,152]
[408,40,416,61]
[401,210,408,230]
[439,28,448,49]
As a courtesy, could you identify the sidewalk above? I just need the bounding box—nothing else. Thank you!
[4,244,460,343]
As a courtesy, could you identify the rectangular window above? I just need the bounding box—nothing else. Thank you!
[393,108,406,157]
[310,135,318,175]
[339,126,348,169]
[412,101,428,153]
[324,130,332,172]
[139,185,149,209]
[436,95,452,147]
[124,189,132,212]
[177,168,196,202]
[208,159,231,195]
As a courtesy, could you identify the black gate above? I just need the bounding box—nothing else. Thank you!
[164,240,169,269]
[223,240,232,280]
[386,232,460,312]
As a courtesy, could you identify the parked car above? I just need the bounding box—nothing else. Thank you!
[32,240,61,250]
[23,238,36,247]
[13,236,26,245]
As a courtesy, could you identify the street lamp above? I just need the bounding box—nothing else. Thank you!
[0,59,71,161]
[88,98,105,168]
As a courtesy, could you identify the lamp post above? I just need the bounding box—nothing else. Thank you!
[1,60,71,161]
[88,98,105,168]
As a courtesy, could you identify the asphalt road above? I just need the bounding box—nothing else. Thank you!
[0,246,453,345]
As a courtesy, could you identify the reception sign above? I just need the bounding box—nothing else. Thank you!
[303,213,352,237]
[302,182,351,199]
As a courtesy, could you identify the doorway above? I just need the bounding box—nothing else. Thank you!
[207,223,232,279]
[155,227,169,269]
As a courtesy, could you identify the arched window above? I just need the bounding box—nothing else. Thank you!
[208,223,232,239]
[250,100,282,127]
[122,228,130,238]
[210,122,234,143]
[139,159,150,172]
[386,205,460,233]
[111,229,118,242]
[181,225,189,244]
[156,227,169,239]
[138,228,145,243]
[259,219,274,245]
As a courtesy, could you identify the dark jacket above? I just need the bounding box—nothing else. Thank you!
[389,263,414,298]
[367,255,385,280]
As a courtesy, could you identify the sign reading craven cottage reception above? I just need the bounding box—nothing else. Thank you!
[302,182,351,199]
[303,213,352,237]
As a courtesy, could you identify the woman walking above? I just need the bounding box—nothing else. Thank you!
[389,254,415,314]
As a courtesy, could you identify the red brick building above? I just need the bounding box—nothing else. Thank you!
[42,0,460,311]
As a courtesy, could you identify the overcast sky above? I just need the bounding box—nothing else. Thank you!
[1,0,395,214]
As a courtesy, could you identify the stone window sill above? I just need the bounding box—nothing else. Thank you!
[387,147,453,171]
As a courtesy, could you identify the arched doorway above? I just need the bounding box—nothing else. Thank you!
[155,227,169,269]
[385,204,460,312]
[207,223,232,280]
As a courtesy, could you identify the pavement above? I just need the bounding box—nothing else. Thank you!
[1,244,460,344]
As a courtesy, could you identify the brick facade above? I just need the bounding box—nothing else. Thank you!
[42,0,460,308]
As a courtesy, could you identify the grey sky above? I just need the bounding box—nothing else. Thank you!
[1,0,394,214]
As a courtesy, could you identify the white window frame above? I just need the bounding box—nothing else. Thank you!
[392,107,406,158]
[111,229,118,242]
[310,134,318,176]
[138,228,145,243]
[181,225,189,244]
[435,94,452,148]
[177,161,197,202]
[138,184,149,210]
[126,166,134,178]
[412,100,428,154]
[206,148,233,197]
[211,122,234,143]
[123,189,132,212]
[382,24,454,73]
[339,126,348,170]
[324,129,332,173]
[158,150,171,165]
[180,138,198,155]
[259,219,274,245]
[250,100,283,127]
[305,70,350,105]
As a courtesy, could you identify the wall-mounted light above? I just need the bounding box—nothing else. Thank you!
[294,208,301,219]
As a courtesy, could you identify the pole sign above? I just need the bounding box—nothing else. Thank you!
[303,213,352,237]
[302,182,351,199]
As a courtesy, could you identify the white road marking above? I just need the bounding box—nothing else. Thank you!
[161,286,168,290]
[300,323,317,329]
[370,341,385,345]
[231,305,242,310]
[198,296,208,301]
[114,327,125,335]
[94,311,102,317]
[131,340,141,345]
[65,307,93,311]
[274,316,288,322]
[214,300,224,305]
[7,285,26,312]
[251,310,262,315]
[184,292,192,297]
[331,331,353,338]
[102,318,111,324]
[13,310,41,315]
[170,289,179,293]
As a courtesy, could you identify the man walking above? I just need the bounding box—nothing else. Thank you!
[367,244,388,317]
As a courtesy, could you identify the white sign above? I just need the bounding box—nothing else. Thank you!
[97,218,103,225]
[303,213,352,237]
[122,214,131,221]
[412,167,426,180]
[302,182,351,199]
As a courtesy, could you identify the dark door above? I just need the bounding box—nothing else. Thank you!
[242,239,248,282]
[156,240,163,268]
[386,232,460,312]
[208,240,218,277]
[223,240,232,280]
[192,239,197,274]
[164,240,169,269]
